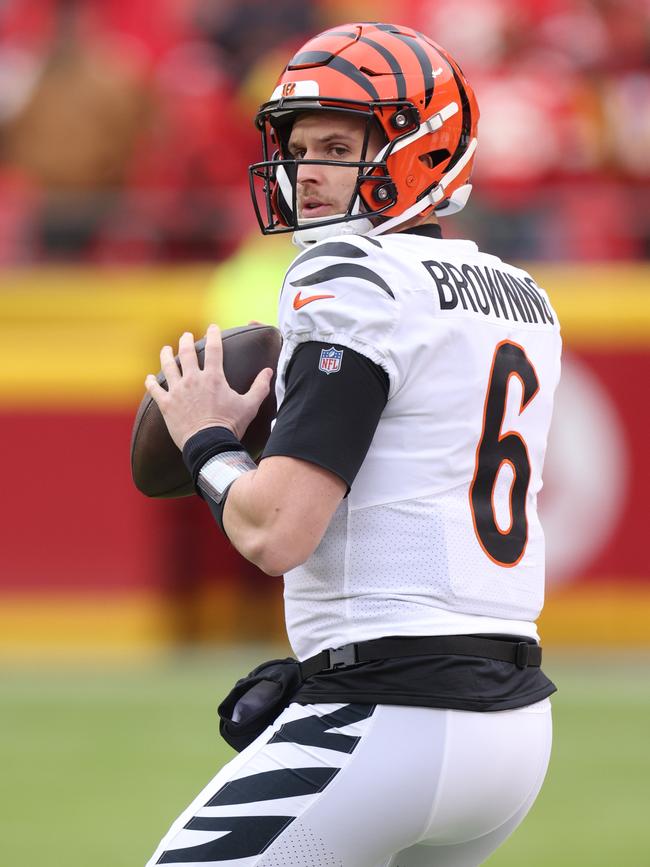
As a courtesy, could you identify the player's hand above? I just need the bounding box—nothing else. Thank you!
[145,324,273,450]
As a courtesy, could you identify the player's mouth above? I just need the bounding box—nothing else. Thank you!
[300,199,332,218]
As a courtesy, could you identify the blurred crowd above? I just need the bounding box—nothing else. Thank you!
[0,0,648,264]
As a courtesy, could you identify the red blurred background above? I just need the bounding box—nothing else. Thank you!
[1,0,648,654]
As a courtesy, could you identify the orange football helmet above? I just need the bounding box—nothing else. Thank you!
[249,22,479,245]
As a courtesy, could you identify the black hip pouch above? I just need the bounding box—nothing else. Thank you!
[217,658,303,752]
[217,635,546,751]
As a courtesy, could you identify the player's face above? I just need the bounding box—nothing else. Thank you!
[287,113,384,220]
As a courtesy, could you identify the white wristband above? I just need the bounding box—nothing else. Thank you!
[197,450,256,504]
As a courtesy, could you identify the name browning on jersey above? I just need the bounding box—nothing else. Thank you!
[423,260,554,325]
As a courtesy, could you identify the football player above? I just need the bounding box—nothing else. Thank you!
[145,22,561,867]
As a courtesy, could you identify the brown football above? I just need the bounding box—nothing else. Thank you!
[130,324,282,498]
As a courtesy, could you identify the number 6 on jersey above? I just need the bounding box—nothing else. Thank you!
[470,340,540,567]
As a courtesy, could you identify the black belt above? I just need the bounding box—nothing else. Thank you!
[300,634,542,679]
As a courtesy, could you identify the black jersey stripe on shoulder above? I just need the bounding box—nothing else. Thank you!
[290,263,395,298]
[285,241,369,286]
[282,242,373,300]
[289,240,368,271]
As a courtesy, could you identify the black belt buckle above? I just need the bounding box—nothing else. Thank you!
[327,644,358,670]
[515,642,530,669]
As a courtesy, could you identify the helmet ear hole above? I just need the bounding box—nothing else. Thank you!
[421,149,451,170]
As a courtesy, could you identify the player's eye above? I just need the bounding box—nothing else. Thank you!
[329,145,349,158]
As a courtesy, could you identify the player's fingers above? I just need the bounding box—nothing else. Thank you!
[160,345,180,385]
[245,367,273,408]
[145,373,168,405]
[203,323,224,377]
[177,331,197,375]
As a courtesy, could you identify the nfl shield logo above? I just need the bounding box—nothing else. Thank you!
[318,346,343,375]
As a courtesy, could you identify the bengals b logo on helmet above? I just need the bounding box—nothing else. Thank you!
[281,82,296,98]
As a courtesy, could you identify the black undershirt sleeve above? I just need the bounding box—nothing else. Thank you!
[261,342,389,490]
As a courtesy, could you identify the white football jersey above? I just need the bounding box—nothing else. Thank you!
[274,232,561,659]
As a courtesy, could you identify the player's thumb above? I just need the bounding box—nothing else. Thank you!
[246,367,273,408]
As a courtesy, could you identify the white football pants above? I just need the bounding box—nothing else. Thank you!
[147,698,552,867]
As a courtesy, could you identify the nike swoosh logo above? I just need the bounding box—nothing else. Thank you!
[293,291,335,310]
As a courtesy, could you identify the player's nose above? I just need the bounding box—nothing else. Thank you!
[296,154,324,186]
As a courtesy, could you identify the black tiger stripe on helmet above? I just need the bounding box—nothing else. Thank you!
[415,29,474,171]
[288,51,381,102]
[374,23,436,107]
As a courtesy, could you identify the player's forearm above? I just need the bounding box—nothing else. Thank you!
[220,469,312,576]
[183,431,342,575]
[219,455,345,576]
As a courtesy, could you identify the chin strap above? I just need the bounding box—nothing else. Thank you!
[291,178,473,249]
[292,186,374,249]
[292,214,374,249]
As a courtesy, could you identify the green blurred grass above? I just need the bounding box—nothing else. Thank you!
[1,648,648,866]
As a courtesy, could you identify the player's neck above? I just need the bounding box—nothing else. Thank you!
[385,214,440,235]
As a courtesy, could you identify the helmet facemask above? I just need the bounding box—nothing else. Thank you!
[249,101,426,245]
